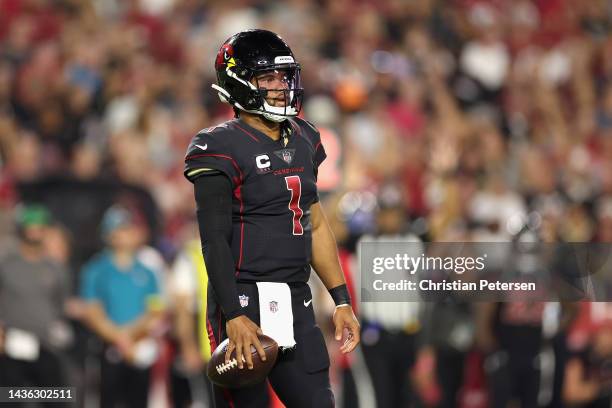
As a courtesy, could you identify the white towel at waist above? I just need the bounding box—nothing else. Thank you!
[256,282,296,349]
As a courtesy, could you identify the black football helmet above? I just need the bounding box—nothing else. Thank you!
[213,29,303,123]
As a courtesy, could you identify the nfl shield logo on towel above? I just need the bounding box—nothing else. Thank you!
[269,301,279,313]
[239,295,249,308]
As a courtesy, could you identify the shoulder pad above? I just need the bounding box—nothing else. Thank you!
[289,117,321,150]
[185,123,234,159]
[291,117,319,135]
[184,122,242,186]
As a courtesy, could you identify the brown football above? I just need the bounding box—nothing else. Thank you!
[207,334,279,388]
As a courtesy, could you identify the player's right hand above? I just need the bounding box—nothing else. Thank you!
[225,315,267,370]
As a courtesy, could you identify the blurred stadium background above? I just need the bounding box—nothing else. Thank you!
[1,0,612,407]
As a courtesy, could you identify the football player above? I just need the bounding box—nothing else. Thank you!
[184,30,360,407]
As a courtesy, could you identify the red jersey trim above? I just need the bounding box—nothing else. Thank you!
[233,122,261,143]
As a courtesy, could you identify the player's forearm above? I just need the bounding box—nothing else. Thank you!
[194,175,244,319]
[201,239,243,319]
[311,210,346,290]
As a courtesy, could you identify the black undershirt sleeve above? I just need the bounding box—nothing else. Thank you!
[194,173,244,320]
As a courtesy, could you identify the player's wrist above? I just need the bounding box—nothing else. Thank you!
[225,308,246,321]
[328,284,351,307]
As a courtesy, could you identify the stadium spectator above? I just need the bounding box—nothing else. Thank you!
[352,182,423,408]
[478,301,545,408]
[564,318,612,407]
[168,230,214,408]
[79,204,164,408]
[0,204,73,392]
[420,301,474,408]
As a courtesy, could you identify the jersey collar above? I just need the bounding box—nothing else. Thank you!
[234,118,293,147]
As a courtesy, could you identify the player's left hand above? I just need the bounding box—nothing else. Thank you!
[333,305,360,354]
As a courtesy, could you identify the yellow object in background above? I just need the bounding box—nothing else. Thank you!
[186,240,211,361]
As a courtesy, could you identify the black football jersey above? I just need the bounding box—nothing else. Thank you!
[184,117,327,283]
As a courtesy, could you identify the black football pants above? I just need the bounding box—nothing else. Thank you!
[207,281,335,408]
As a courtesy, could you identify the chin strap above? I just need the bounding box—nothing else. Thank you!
[261,111,289,123]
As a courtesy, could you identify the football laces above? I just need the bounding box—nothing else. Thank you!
[215,355,247,374]
[216,358,238,374]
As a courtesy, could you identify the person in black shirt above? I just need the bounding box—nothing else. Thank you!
[184,29,359,408]
[564,323,612,407]
[479,301,545,408]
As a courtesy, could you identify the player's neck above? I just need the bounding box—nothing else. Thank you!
[240,113,281,141]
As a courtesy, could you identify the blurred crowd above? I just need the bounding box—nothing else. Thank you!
[1,0,612,407]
